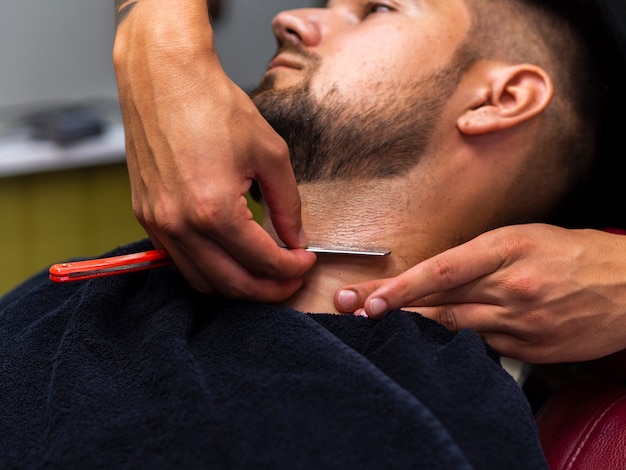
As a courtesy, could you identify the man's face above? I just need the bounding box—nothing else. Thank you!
[250,0,472,182]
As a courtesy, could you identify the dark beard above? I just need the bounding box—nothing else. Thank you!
[250,53,464,183]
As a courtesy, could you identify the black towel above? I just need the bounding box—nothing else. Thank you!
[0,240,547,469]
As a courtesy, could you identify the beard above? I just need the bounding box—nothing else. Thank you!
[250,45,467,183]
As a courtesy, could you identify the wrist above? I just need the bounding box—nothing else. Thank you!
[116,0,214,52]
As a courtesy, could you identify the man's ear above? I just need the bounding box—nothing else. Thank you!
[457,63,553,135]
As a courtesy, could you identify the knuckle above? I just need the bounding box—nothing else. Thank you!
[256,263,283,279]
[252,258,292,279]
[257,141,292,176]
[437,307,459,331]
[266,250,313,279]
[218,282,251,300]
[147,192,230,239]
[249,251,313,281]
[265,137,290,162]
[153,205,182,234]
[392,277,418,302]
[497,229,533,261]
[502,271,542,300]
[138,198,188,240]
[131,200,148,225]
[184,200,225,232]
[522,309,552,335]
[430,257,458,289]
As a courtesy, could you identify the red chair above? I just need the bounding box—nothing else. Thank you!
[534,233,626,468]
[535,378,626,469]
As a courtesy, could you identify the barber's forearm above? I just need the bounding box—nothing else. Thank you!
[113,0,227,107]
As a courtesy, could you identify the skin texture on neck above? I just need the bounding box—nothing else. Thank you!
[262,173,469,314]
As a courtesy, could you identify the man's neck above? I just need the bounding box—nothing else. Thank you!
[263,178,451,314]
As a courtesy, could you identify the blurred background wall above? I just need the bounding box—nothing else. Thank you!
[0,0,319,294]
[0,0,320,106]
[0,1,117,106]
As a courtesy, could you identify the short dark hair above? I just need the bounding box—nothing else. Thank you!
[528,0,626,228]
[465,0,626,228]
[458,0,603,226]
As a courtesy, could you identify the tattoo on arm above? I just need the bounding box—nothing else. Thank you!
[116,0,138,25]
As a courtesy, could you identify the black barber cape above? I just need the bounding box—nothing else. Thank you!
[0,240,547,469]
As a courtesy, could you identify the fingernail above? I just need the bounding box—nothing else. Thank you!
[337,289,357,311]
[368,298,388,317]
[354,308,369,318]
[299,228,309,248]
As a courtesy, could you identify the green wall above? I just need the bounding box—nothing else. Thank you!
[0,163,264,296]
[0,164,145,295]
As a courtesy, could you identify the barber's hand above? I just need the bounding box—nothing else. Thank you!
[113,0,316,301]
[335,224,626,363]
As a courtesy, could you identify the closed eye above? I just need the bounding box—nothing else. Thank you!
[362,2,394,17]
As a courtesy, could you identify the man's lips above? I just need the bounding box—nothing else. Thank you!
[266,54,304,73]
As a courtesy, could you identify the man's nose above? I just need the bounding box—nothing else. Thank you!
[272,9,324,48]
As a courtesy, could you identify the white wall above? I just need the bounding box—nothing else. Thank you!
[0,1,117,106]
[0,0,320,107]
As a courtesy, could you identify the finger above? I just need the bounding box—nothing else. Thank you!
[138,173,315,290]
[334,279,391,312]
[336,277,483,314]
[141,204,312,302]
[415,304,544,362]
[166,231,308,302]
[255,139,307,249]
[167,178,315,282]
[209,202,317,280]
[415,303,528,339]
[361,237,508,317]
[478,332,546,363]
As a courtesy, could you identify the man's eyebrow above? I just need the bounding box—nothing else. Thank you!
[116,0,138,26]
[326,0,423,9]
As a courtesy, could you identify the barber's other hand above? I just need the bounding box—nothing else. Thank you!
[335,224,626,363]
[113,0,315,301]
